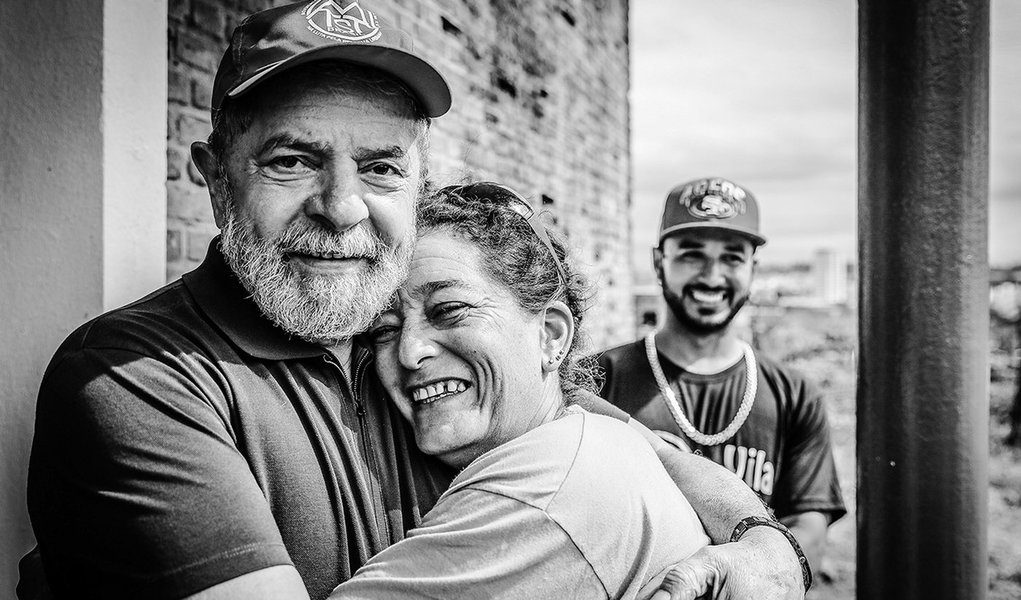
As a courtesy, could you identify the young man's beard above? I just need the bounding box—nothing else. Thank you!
[218,195,412,346]
[662,285,749,336]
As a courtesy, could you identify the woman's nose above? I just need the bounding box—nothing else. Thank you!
[397,326,439,370]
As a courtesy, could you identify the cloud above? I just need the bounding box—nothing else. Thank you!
[632,0,1021,269]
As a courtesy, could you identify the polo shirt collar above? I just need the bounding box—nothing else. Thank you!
[183,239,330,361]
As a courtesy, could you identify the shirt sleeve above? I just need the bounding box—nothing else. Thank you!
[331,488,606,600]
[772,377,848,523]
[27,346,292,599]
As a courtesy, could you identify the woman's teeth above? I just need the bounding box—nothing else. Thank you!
[411,380,468,404]
[691,289,726,303]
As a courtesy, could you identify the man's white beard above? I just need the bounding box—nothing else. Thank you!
[219,201,412,346]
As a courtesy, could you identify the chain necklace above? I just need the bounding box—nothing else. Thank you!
[644,333,758,446]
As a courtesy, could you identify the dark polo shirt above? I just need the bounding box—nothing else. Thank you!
[27,243,454,600]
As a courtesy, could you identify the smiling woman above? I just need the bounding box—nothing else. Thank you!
[328,183,710,599]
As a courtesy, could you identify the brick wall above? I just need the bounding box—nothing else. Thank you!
[166,0,634,349]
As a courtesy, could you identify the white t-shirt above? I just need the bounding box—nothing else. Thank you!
[332,408,710,600]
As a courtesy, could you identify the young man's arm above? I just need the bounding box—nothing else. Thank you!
[772,374,848,575]
[780,511,829,579]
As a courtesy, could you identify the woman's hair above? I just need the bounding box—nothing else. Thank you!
[418,182,598,401]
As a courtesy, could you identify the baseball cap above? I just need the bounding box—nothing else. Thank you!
[211,0,452,117]
[658,177,767,247]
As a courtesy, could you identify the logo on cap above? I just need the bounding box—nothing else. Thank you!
[303,0,381,43]
[678,178,748,220]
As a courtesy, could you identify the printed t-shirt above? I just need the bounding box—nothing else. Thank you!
[597,340,846,522]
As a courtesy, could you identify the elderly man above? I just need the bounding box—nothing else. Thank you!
[26,3,807,599]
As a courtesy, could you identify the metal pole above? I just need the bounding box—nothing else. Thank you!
[857,1,989,599]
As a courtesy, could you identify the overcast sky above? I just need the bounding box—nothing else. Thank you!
[630,0,1021,271]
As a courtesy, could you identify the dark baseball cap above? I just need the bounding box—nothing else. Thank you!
[659,177,767,246]
[211,0,452,117]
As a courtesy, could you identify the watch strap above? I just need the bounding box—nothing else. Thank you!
[729,515,813,592]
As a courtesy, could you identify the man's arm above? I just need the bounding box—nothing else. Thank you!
[772,375,848,575]
[28,343,294,598]
[780,511,829,578]
[628,419,769,541]
[629,419,805,600]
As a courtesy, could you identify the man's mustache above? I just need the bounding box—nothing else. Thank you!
[275,222,387,259]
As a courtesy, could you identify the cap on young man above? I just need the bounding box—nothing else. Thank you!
[211,0,452,117]
[658,177,768,247]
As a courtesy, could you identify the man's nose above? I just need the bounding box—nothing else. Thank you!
[700,258,726,284]
[305,167,370,232]
[397,325,439,370]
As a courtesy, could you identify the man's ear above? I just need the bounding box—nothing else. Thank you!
[191,141,228,229]
[541,300,575,373]
[652,246,665,284]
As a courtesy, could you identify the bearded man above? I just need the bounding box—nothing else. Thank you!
[25,3,810,599]
[597,177,847,577]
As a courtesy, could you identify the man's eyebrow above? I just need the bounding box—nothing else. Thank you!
[724,242,749,252]
[256,134,329,156]
[675,239,706,249]
[353,145,407,162]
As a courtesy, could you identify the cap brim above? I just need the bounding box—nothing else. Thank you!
[660,222,767,247]
[227,44,452,118]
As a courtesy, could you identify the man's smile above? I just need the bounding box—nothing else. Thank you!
[286,252,371,272]
[685,285,731,306]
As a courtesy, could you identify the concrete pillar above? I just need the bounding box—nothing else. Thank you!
[857,1,989,599]
[0,1,167,596]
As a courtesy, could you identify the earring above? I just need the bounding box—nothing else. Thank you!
[547,350,564,366]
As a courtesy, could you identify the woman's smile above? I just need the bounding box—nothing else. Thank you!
[408,379,470,404]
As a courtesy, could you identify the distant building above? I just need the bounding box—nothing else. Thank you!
[814,248,850,305]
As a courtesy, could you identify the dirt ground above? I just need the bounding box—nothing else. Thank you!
[750,307,1021,599]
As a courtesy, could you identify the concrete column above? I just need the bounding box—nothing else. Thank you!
[858,1,989,599]
[0,1,167,596]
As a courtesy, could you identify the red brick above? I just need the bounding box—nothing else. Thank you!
[168,68,189,105]
[191,0,227,39]
[176,112,210,145]
[169,0,190,24]
[176,30,220,73]
[191,75,212,110]
[167,181,213,223]
[167,145,187,181]
[166,227,183,263]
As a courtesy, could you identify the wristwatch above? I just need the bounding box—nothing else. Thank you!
[729,515,813,592]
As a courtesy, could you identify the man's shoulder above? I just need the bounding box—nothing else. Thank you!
[43,276,244,390]
[751,350,827,413]
[55,279,207,359]
[752,351,815,389]
[591,338,645,369]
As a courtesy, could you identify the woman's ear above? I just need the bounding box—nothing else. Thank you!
[541,300,575,373]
